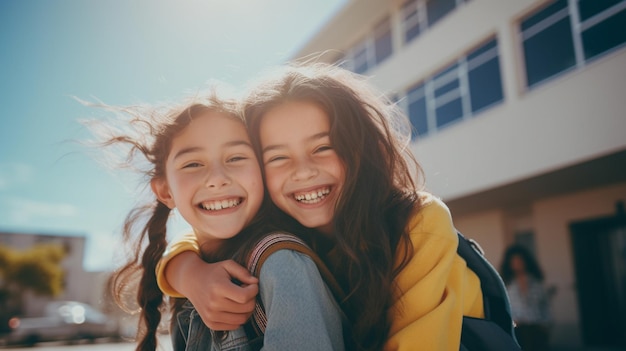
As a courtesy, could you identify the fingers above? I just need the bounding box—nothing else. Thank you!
[191,260,258,330]
[200,310,254,331]
[195,286,256,331]
[208,285,257,314]
[216,260,258,304]
[177,259,258,331]
[222,260,259,285]
[221,281,259,305]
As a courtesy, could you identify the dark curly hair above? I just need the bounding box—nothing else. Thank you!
[500,245,544,285]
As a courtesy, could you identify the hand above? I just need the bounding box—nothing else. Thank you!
[165,253,258,330]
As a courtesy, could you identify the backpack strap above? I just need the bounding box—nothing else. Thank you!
[246,233,345,335]
[457,231,520,350]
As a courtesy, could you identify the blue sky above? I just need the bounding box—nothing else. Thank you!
[0,0,345,271]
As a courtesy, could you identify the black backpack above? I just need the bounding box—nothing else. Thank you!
[456,231,521,350]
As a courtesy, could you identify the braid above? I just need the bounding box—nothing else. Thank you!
[135,201,170,351]
[90,94,244,350]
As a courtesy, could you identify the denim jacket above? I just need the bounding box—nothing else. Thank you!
[173,249,345,351]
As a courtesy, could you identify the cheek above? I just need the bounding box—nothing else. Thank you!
[264,168,283,199]
[331,158,347,185]
[165,175,186,198]
[236,167,264,196]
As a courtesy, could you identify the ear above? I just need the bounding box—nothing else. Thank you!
[151,177,176,209]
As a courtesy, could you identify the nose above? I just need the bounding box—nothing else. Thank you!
[291,157,318,181]
[204,167,231,188]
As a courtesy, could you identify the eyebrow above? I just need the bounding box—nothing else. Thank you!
[173,140,253,161]
[262,132,329,154]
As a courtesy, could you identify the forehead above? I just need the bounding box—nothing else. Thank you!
[260,101,330,141]
[171,112,249,150]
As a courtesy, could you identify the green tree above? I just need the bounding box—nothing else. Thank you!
[0,244,66,331]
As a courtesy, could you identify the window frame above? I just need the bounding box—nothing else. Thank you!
[518,0,626,89]
[402,36,504,140]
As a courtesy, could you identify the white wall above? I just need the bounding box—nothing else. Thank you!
[532,182,626,346]
[453,209,507,267]
[297,0,626,201]
[413,49,626,200]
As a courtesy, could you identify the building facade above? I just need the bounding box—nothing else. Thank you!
[292,0,626,349]
[0,232,108,316]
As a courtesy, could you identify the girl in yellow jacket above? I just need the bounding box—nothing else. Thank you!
[156,63,484,350]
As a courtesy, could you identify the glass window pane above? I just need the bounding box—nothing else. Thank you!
[435,98,463,128]
[433,62,458,81]
[405,22,422,43]
[521,0,568,31]
[523,17,576,87]
[468,38,497,61]
[403,0,421,43]
[403,1,418,20]
[468,57,503,113]
[375,24,393,64]
[407,82,425,101]
[434,79,459,97]
[582,8,626,60]
[353,46,368,74]
[426,0,456,27]
[578,0,623,21]
[409,97,428,138]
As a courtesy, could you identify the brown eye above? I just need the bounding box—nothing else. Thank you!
[227,156,247,163]
[266,155,287,164]
[182,162,202,169]
[315,145,333,153]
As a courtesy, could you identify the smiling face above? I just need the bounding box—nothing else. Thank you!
[151,112,264,247]
[259,100,346,236]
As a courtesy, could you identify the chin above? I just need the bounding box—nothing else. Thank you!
[300,218,331,231]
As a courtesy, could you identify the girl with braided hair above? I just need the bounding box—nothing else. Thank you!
[94,93,344,351]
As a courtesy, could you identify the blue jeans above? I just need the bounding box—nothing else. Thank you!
[175,301,263,351]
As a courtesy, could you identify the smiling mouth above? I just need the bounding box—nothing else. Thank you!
[293,187,330,204]
[198,198,242,211]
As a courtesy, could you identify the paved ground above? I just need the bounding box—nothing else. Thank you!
[0,334,172,351]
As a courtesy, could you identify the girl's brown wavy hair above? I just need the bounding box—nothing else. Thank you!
[243,63,426,350]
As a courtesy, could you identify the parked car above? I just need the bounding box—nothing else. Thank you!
[1,301,120,346]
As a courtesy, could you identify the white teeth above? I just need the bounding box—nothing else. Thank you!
[200,198,241,211]
[294,187,330,204]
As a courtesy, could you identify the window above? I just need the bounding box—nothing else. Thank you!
[403,38,504,139]
[407,83,428,138]
[520,0,626,88]
[427,0,457,26]
[402,0,469,44]
[579,0,626,61]
[343,16,393,74]
[374,18,393,64]
[467,38,503,113]
[352,42,369,75]
[520,0,575,87]
[402,0,424,43]
[432,63,463,128]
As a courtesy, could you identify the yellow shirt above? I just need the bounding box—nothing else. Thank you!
[156,231,198,298]
[156,193,484,350]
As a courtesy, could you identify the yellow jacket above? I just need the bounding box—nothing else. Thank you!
[384,193,483,350]
[156,193,484,350]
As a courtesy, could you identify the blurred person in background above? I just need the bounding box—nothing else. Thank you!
[501,245,552,351]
